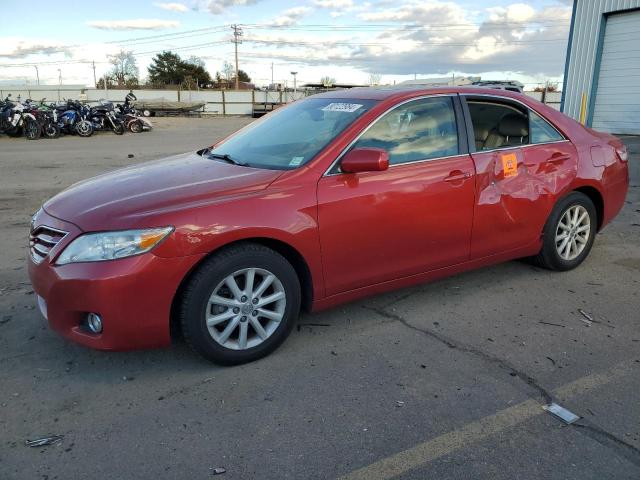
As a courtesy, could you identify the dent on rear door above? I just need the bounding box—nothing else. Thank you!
[469,141,577,259]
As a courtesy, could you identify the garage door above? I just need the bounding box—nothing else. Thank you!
[592,10,640,134]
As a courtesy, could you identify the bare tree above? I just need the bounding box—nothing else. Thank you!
[108,50,139,88]
[368,73,381,86]
[222,61,234,82]
[185,56,206,68]
[320,76,336,87]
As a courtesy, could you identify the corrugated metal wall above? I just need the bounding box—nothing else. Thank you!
[562,0,640,122]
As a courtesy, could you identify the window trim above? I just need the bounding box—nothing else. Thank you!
[461,94,568,154]
[323,94,464,176]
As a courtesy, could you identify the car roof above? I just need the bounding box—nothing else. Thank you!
[311,86,528,102]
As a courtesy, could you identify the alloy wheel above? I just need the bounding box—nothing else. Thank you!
[206,268,286,350]
[555,204,590,261]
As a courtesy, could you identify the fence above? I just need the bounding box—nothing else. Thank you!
[0,85,563,115]
[0,86,308,115]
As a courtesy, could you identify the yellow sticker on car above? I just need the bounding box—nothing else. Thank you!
[501,153,518,177]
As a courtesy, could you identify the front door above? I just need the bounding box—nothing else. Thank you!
[317,96,476,297]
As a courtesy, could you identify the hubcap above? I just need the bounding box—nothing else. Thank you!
[555,205,590,261]
[206,268,286,350]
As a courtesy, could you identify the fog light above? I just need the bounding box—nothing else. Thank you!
[86,313,103,334]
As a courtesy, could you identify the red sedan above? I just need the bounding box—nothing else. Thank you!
[28,87,629,364]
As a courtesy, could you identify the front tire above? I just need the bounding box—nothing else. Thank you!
[75,120,93,137]
[532,191,597,271]
[180,243,301,364]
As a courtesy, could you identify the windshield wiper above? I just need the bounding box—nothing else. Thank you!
[206,151,248,167]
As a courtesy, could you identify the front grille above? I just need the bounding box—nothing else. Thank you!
[30,226,67,264]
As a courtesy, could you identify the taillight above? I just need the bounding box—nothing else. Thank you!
[615,145,628,162]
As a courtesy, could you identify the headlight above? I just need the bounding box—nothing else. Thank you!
[56,227,173,265]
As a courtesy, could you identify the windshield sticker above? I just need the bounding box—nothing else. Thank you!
[289,156,305,167]
[321,103,363,113]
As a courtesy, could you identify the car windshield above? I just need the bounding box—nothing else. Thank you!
[207,97,378,170]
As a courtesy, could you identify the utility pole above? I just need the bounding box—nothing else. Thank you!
[271,62,274,86]
[231,24,243,90]
[58,69,62,85]
[34,66,39,86]
[92,61,97,87]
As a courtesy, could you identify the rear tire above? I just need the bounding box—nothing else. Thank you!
[180,243,301,365]
[129,120,143,133]
[112,122,125,135]
[531,191,597,271]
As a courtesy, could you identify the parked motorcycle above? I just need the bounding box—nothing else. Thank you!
[115,103,153,133]
[0,95,40,140]
[88,100,124,135]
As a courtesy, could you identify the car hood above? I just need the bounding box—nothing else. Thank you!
[44,152,284,231]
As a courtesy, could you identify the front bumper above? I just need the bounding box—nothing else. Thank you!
[27,211,204,351]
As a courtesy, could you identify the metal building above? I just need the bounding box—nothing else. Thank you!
[562,0,640,134]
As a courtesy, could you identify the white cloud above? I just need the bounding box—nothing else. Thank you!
[86,19,180,30]
[0,39,71,59]
[267,6,313,26]
[154,2,189,12]
[207,0,260,14]
[314,0,353,8]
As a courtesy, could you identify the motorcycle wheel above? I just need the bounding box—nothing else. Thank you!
[75,120,93,137]
[129,120,143,133]
[24,120,41,140]
[43,122,61,139]
[113,122,125,135]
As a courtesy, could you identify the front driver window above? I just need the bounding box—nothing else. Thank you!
[351,97,459,165]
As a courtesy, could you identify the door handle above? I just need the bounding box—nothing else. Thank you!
[444,170,471,182]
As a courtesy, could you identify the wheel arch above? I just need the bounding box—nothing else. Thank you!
[572,185,604,231]
[170,237,314,339]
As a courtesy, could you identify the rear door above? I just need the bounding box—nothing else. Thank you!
[317,95,476,296]
[463,96,576,259]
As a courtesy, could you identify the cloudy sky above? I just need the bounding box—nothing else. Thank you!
[1,0,572,89]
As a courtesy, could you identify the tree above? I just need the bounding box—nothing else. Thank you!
[147,51,211,87]
[108,50,139,88]
[185,55,205,68]
[221,61,234,82]
[148,51,184,85]
[534,81,559,93]
[236,69,251,83]
[320,76,336,87]
[368,73,381,86]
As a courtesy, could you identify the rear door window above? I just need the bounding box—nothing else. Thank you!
[529,110,564,144]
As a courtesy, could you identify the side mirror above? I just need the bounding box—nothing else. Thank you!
[340,148,389,173]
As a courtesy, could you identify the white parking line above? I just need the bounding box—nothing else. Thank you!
[340,360,637,480]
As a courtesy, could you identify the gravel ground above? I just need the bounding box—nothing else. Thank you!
[0,118,639,479]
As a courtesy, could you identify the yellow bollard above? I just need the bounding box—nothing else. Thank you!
[579,92,587,125]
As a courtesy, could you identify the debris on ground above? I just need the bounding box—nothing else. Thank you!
[127,154,135,158]
[543,403,580,424]
[0,315,12,325]
[577,309,593,326]
[210,467,226,475]
[122,376,134,381]
[539,321,565,328]
[546,356,556,366]
[395,401,405,408]
[25,435,64,447]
